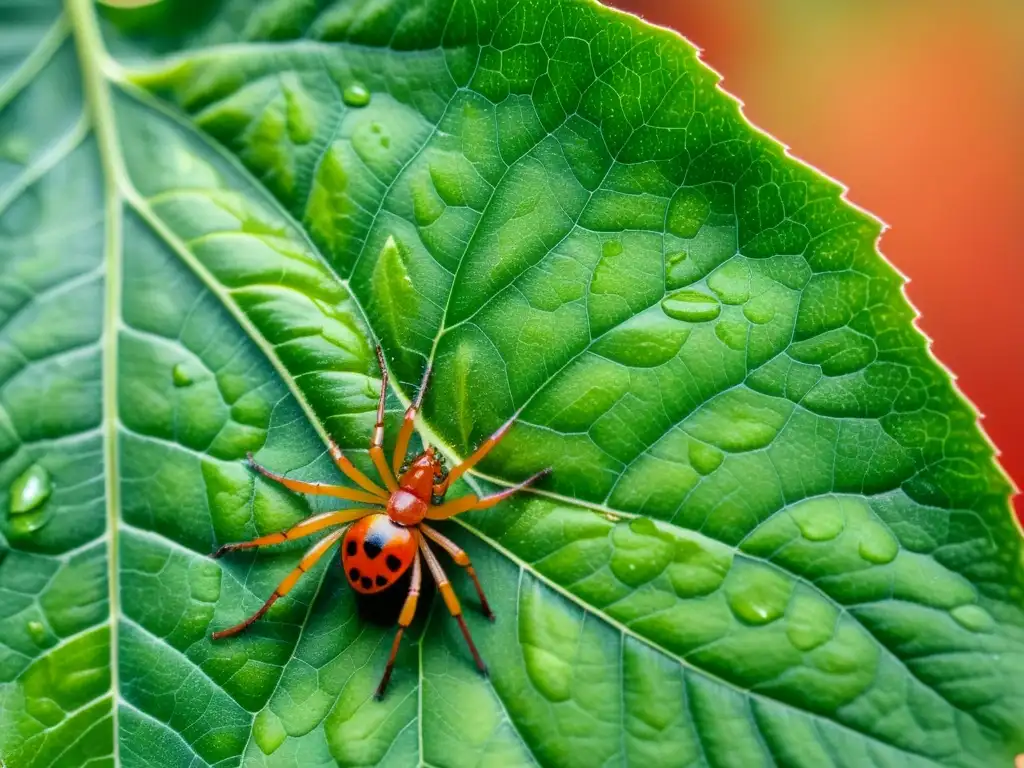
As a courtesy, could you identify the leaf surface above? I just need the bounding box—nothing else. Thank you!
[0,1,1022,766]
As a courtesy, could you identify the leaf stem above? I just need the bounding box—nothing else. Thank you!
[66,0,123,761]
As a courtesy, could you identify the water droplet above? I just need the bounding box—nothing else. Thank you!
[790,497,845,542]
[688,441,723,476]
[26,620,46,645]
[785,595,837,651]
[9,464,52,515]
[707,260,750,304]
[664,250,697,290]
[172,363,193,387]
[714,320,747,352]
[725,564,792,625]
[857,523,898,565]
[253,708,287,755]
[628,518,657,536]
[661,289,721,322]
[6,507,54,539]
[742,296,776,325]
[611,518,673,587]
[950,604,995,634]
[342,82,371,107]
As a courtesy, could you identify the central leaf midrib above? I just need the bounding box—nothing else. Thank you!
[67,0,125,764]
[69,7,988,765]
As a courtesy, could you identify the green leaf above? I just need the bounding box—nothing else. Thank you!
[1,1,1022,766]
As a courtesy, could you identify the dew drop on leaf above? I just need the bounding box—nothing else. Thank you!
[742,295,777,325]
[9,464,52,515]
[789,497,846,542]
[950,604,995,634]
[172,363,193,387]
[725,563,792,625]
[661,289,721,322]
[688,441,723,476]
[342,82,371,107]
[6,507,54,539]
[26,620,46,645]
[785,595,838,652]
[857,523,899,565]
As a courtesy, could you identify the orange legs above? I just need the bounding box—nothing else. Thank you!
[248,453,387,506]
[417,531,487,677]
[427,469,550,520]
[212,528,347,640]
[327,439,388,499]
[419,523,493,619]
[439,409,523,493]
[213,345,550,698]
[392,361,432,476]
[376,551,422,699]
[211,508,373,558]
[370,346,399,492]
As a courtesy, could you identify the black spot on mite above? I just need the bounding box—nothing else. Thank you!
[346,540,357,556]
[360,576,373,590]
[375,575,388,587]
[386,555,402,572]
[363,539,382,559]
[348,568,360,582]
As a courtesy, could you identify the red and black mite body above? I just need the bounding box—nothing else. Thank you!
[210,347,549,698]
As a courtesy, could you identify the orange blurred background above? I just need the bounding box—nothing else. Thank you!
[611,0,1024,523]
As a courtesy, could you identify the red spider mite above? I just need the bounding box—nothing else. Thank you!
[210,346,550,698]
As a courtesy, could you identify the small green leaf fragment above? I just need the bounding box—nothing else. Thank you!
[9,464,53,515]
[281,74,317,145]
[950,604,995,634]
[342,82,371,107]
[372,235,417,353]
[661,289,721,322]
[253,708,287,755]
[667,187,710,239]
